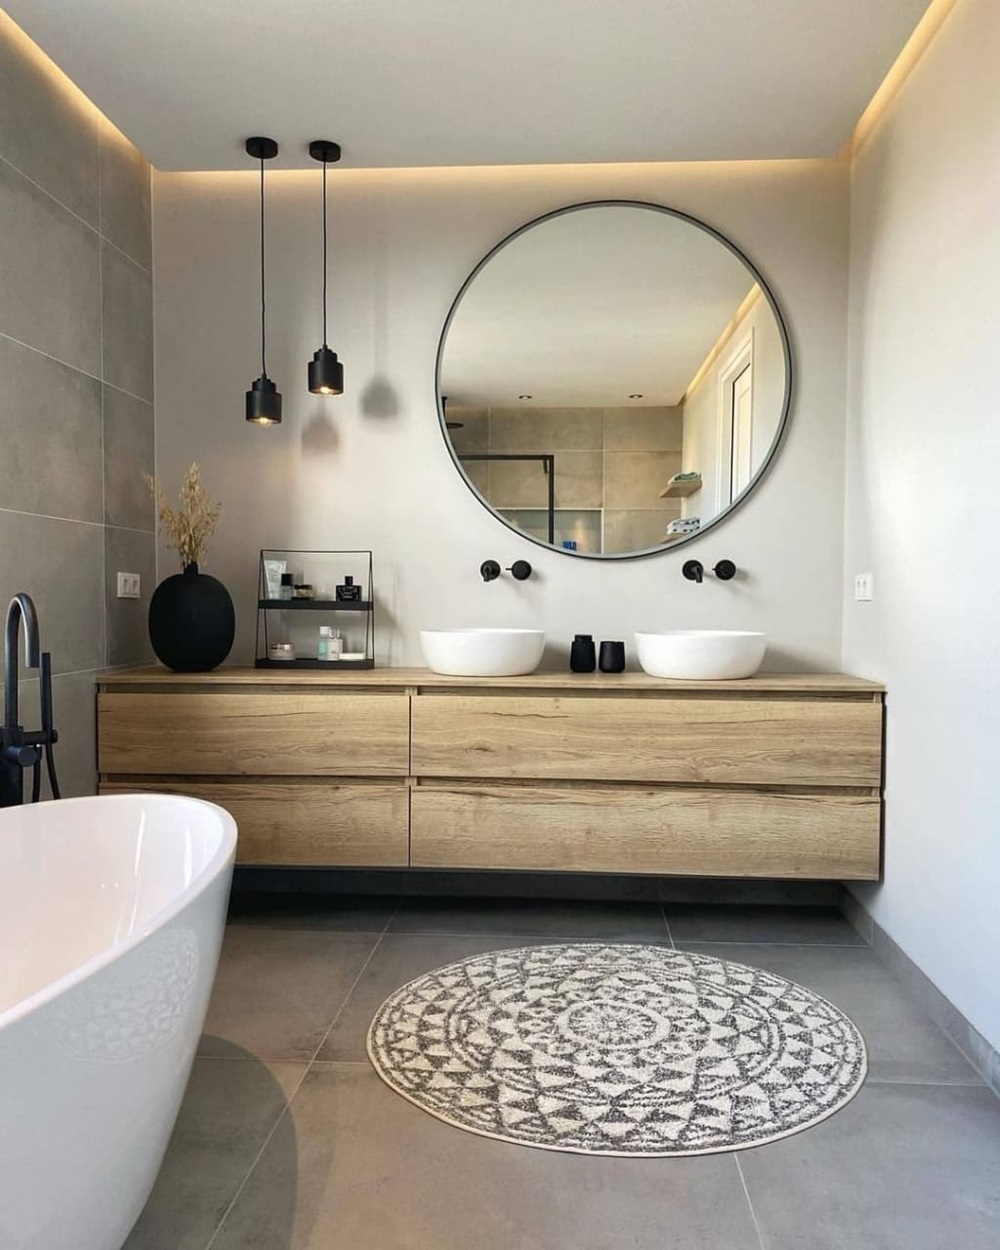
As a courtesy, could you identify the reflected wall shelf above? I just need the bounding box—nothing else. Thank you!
[659,474,702,499]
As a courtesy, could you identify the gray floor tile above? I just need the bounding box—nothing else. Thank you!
[740,1082,1000,1250]
[680,942,982,1085]
[319,932,564,1062]
[198,928,380,1061]
[388,896,670,940]
[211,1064,762,1250]
[123,1050,304,1250]
[227,891,398,932]
[665,904,865,946]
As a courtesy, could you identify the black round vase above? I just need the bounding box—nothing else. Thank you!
[148,563,235,672]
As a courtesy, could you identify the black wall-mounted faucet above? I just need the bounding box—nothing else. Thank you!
[682,559,738,584]
[480,560,502,582]
[507,561,532,581]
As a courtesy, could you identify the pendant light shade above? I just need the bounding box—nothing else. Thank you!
[245,136,282,425]
[308,139,344,395]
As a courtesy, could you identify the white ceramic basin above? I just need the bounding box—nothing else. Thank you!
[420,628,546,677]
[634,630,766,680]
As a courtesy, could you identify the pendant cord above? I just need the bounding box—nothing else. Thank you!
[322,159,328,347]
[259,155,267,377]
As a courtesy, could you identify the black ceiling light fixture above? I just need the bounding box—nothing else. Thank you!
[308,139,344,396]
[245,136,282,425]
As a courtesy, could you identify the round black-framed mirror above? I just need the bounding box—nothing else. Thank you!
[436,200,793,559]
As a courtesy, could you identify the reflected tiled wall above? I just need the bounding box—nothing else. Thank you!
[0,15,154,797]
[449,405,683,552]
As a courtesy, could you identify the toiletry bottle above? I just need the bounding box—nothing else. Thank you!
[279,573,294,602]
[330,628,344,659]
[318,625,331,660]
[570,634,596,673]
[336,575,362,602]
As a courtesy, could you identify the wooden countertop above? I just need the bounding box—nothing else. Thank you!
[97,665,884,695]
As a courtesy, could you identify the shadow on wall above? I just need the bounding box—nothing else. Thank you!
[124,1037,297,1247]
[301,412,341,456]
[360,375,401,419]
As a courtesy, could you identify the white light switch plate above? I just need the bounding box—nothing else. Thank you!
[854,572,873,602]
[117,571,141,599]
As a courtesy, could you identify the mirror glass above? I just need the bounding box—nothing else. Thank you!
[437,201,791,558]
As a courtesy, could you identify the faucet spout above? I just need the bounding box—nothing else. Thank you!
[5,593,40,730]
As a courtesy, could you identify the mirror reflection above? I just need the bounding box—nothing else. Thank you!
[437,202,791,557]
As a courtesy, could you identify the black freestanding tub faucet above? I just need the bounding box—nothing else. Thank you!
[1,593,60,807]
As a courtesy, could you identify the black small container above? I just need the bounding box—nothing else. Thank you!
[598,640,626,673]
[570,634,596,673]
[336,575,362,602]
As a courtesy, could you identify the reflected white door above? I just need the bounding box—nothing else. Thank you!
[730,362,754,498]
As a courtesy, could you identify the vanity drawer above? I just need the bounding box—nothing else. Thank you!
[99,779,410,866]
[410,694,882,787]
[410,783,881,880]
[98,691,409,776]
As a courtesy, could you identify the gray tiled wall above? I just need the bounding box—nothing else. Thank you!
[0,17,154,797]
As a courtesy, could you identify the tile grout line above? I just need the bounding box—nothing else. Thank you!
[0,330,153,406]
[202,910,397,1250]
[735,1155,767,1250]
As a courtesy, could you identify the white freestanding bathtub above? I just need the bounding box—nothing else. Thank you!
[0,793,237,1250]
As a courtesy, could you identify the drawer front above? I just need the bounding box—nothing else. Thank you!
[411,695,882,787]
[98,692,409,776]
[100,780,409,866]
[411,783,881,880]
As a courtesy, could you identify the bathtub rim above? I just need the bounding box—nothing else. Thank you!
[0,792,236,1032]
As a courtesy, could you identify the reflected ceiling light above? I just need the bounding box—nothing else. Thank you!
[245,137,282,425]
[307,139,344,396]
[518,394,533,400]
[629,393,644,399]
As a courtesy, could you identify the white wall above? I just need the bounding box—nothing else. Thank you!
[153,159,849,670]
[843,0,1000,1049]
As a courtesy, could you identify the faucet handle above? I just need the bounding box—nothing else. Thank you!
[480,560,502,582]
[506,560,532,581]
[682,559,704,584]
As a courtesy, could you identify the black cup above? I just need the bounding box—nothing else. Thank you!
[598,640,625,673]
[570,634,596,673]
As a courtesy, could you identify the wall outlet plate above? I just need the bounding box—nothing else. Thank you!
[117,571,141,599]
[854,572,873,602]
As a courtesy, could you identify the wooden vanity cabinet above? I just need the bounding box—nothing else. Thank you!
[97,668,884,880]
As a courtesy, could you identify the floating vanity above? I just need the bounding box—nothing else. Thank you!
[96,667,884,881]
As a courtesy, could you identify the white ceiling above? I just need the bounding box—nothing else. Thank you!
[6,0,931,170]
[441,205,760,407]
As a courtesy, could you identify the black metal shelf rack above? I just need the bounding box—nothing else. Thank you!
[254,549,375,669]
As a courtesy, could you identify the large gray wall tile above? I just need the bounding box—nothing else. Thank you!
[104,526,155,668]
[98,119,151,271]
[48,669,98,797]
[103,385,154,530]
[604,449,681,508]
[101,241,153,400]
[604,406,683,450]
[0,335,103,522]
[0,15,99,225]
[0,158,101,374]
[0,511,104,675]
[489,407,604,452]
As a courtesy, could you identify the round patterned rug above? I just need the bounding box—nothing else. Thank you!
[367,943,867,1156]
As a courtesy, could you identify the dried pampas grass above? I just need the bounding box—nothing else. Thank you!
[145,462,222,570]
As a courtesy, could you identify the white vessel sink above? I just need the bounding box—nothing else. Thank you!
[420,628,546,677]
[634,630,766,680]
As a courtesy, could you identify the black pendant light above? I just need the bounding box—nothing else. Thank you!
[307,139,344,395]
[245,136,282,425]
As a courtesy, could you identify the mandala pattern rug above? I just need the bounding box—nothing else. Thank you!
[367,943,867,1156]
